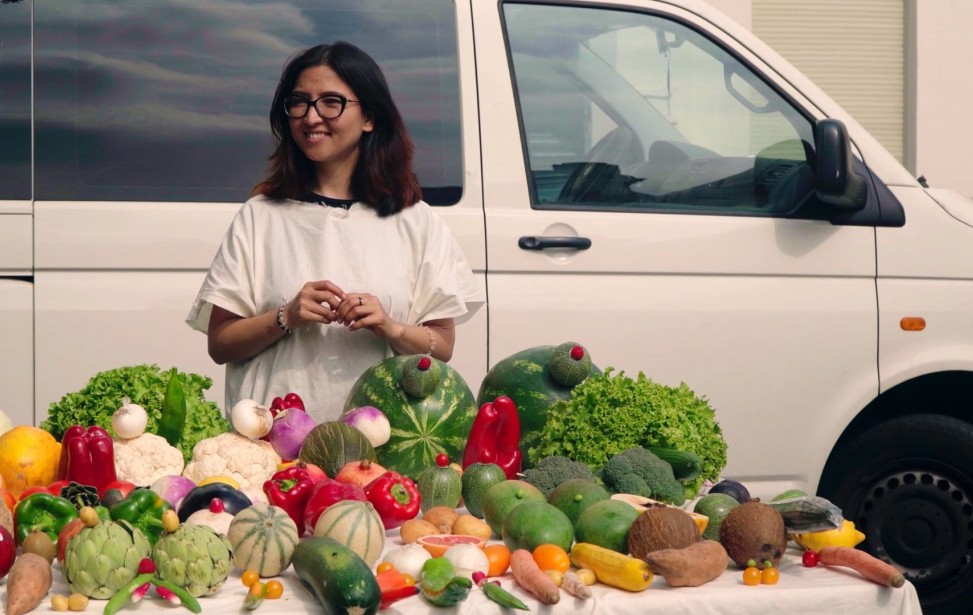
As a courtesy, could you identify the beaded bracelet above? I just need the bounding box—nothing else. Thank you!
[424,325,436,356]
[276,303,292,335]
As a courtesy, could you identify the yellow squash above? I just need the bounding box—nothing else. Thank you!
[568,542,653,592]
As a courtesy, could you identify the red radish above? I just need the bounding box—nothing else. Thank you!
[0,526,15,580]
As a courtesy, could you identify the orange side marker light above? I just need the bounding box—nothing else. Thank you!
[900,317,926,331]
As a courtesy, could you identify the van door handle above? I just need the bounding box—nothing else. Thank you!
[518,236,592,251]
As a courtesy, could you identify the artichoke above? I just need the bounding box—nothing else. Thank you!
[63,520,152,598]
[152,522,233,597]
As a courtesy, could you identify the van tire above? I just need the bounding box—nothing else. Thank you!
[818,414,973,615]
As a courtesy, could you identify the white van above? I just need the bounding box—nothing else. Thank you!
[2,1,970,611]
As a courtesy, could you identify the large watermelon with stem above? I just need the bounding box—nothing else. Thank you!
[342,355,478,480]
[477,342,600,468]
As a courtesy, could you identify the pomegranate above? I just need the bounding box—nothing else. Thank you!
[334,459,388,488]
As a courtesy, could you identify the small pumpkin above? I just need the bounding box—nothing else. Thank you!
[0,426,61,498]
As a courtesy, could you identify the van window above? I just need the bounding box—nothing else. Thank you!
[33,0,461,205]
[0,0,31,200]
[504,3,820,217]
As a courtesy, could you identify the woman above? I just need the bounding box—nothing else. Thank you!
[187,42,482,422]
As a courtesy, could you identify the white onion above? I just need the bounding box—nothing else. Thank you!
[382,544,432,579]
[112,397,148,439]
[230,398,273,439]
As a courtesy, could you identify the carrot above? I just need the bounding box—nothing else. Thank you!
[5,552,54,615]
[510,549,560,604]
[817,546,905,588]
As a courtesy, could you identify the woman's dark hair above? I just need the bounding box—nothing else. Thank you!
[253,41,421,216]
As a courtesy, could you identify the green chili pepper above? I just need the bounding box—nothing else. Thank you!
[153,578,202,613]
[104,572,154,615]
[109,488,172,545]
[157,367,187,447]
[13,492,80,543]
[482,581,530,611]
[419,557,472,607]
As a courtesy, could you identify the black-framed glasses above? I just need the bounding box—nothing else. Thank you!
[283,94,360,119]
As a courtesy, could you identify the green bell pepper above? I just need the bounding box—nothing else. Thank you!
[419,557,472,607]
[109,488,172,544]
[13,492,80,544]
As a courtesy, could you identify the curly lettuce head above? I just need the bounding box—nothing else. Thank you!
[528,368,728,494]
[41,364,230,463]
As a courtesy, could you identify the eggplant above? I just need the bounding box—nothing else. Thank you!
[176,482,252,522]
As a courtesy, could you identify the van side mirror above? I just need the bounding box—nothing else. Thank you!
[814,119,867,210]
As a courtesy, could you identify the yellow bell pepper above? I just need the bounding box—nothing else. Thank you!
[793,519,865,552]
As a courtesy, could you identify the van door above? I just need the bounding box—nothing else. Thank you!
[0,0,34,427]
[475,0,881,494]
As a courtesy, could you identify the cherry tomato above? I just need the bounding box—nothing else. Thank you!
[265,580,284,599]
[761,566,780,585]
[802,551,820,567]
[435,453,450,467]
[401,573,416,586]
[375,561,395,574]
[743,566,762,586]
[241,570,260,588]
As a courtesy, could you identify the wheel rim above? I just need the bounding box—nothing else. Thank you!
[849,466,973,607]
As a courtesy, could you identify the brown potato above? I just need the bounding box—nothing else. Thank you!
[422,506,459,534]
[399,518,439,544]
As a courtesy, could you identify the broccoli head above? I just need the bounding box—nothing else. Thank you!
[600,447,686,506]
[521,455,597,497]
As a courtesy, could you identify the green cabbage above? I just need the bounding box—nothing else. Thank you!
[41,364,230,463]
[528,368,728,495]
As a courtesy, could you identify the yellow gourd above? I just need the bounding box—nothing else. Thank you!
[0,426,61,498]
[793,519,866,552]
[568,542,653,591]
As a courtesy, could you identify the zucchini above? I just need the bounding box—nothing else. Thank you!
[291,537,381,615]
[647,447,702,481]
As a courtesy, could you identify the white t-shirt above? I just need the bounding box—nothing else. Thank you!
[187,195,484,422]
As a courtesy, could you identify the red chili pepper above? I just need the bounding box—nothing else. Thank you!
[57,425,118,493]
[364,471,420,530]
[262,466,315,529]
[380,584,419,609]
[302,477,367,536]
[461,396,523,479]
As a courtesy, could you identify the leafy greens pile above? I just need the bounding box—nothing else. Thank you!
[41,364,230,463]
[529,368,728,494]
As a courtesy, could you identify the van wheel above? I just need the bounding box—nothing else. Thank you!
[817,414,973,615]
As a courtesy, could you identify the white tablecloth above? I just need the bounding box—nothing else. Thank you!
[8,544,922,615]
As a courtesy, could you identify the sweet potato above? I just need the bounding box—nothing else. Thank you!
[5,553,53,615]
[642,539,729,587]
[510,549,560,604]
[818,546,905,588]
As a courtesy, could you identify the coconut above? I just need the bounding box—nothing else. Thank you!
[718,501,788,569]
[627,506,700,561]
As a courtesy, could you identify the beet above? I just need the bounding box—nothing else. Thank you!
[708,479,751,504]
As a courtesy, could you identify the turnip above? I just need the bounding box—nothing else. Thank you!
[342,406,391,447]
[151,475,197,509]
[268,408,317,461]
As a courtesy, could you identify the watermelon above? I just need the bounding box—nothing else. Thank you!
[476,343,600,466]
[343,355,478,480]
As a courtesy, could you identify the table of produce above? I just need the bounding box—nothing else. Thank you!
[0,350,922,615]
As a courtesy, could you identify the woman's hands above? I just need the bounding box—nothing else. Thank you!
[283,280,395,336]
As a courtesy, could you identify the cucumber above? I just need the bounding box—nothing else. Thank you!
[291,537,381,615]
[647,447,702,481]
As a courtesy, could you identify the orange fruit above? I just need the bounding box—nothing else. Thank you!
[532,543,571,573]
[416,534,486,558]
[0,426,61,498]
[483,543,512,577]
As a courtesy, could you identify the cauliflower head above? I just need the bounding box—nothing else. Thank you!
[114,433,185,486]
[181,432,281,491]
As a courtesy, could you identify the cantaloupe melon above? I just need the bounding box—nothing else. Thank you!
[312,500,385,567]
[226,503,299,577]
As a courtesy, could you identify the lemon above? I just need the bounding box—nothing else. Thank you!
[793,519,866,552]
[197,475,241,490]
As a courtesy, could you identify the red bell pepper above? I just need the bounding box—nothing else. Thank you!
[269,392,304,417]
[364,471,420,530]
[57,425,118,493]
[376,568,419,608]
[263,466,315,529]
[461,396,523,479]
[302,477,367,536]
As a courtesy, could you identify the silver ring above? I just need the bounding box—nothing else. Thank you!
[359,296,364,306]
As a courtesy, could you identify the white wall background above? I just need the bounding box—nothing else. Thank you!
[707,0,973,197]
